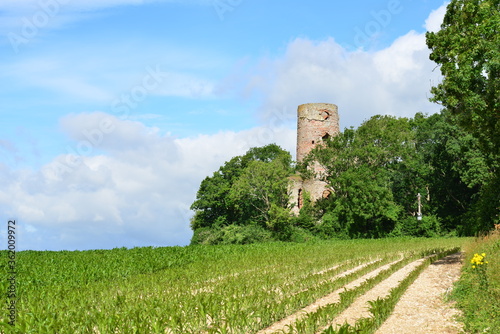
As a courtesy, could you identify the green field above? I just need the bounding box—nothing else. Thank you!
[0,237,471,333]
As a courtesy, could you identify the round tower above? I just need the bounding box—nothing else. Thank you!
[296,103,339,163]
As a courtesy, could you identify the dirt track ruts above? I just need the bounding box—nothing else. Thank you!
[257,258,401,334]
[258,253,464,334]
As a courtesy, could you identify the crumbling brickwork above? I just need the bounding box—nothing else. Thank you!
[296,103,339,163]
[291,103,339,215]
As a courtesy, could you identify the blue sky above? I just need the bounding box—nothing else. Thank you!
[1,0,448,250]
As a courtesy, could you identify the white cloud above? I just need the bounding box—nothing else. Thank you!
[425,3,448,33]
[0,112,295,250]
[2,58,116,102]
[244,25,443,130]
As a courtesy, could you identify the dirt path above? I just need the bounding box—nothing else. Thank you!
[257,258,401,334]
[317,256,430,332]
[375,252,464,334]
[258,253,464,334]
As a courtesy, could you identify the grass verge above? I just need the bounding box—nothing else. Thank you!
[451,231,500,333]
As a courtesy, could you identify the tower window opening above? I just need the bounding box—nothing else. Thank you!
[312,140,315,144]
[322,133,330,141]
[320,109,330,120]
[298,189,303,209]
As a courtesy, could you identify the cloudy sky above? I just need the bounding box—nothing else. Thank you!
[1,0,447,250]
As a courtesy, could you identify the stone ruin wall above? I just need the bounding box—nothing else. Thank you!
[291,103,339,215]
[296,103,340,163]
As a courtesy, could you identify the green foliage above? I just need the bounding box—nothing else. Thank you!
[190,144,293,242]
[230,159,291,225]
[315,211,350,239]
[391,215,442,238]
[190,226,222,245]
[193,113,494,242]
[219,224,274,245]
[267,203,293,240]
[412,112,487,233]
[288,227,321,243]
[451,232,500,333]
[191,224,273,245]
[306,115,421,238]
[300,112,493,238]
[293,190,315,230]
[464,174,500,235]
[426,0,500,155]
[426,0,500,234]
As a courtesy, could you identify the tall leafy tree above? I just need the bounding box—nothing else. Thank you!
[306,116,415,238]
[190,144,292,230]
[229,158,291,225]
[426,0,500,154]
[426,0,500,229]
[412,112,490,234]
[305,113,490,237]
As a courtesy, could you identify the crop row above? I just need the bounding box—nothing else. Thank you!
[0,238,466,333]
[320,249,459,334]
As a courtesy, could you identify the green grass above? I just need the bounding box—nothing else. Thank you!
[0,237,467,333]
[451,232,500,333]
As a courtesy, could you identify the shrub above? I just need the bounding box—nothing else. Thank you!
[288,227,320,243]
[190,227,223,245]
[219,224,273,245]
[191,224,273,245]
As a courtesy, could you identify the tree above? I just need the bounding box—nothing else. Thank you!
[305,116,414,238]
[426,0,500,155]
[229,158,291,225]
[426,0,500,231]
[190,144,293,242]
[303,113,491,237]
[189,155,243,230]
[412,112,490,234]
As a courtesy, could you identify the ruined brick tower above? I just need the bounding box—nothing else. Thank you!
[291,103,340,214]
[296,103,340,166]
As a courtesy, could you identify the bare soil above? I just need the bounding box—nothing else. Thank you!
[375,252,464,334]
[257,258,401,334]
[258,253,464,334]
[318,257,429,332]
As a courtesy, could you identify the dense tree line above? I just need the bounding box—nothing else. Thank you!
[190,112,496,245]
[189,0,499,245]
[302,112,494,239]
